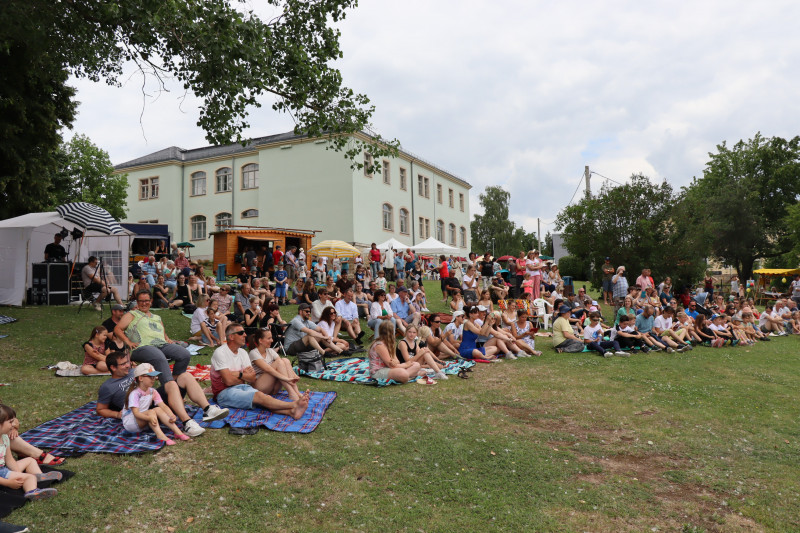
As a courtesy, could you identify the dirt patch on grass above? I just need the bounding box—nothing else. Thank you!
[493,404,635,443]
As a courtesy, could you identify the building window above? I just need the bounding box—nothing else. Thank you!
[190,171,206,196]
[382,160,390,184]
[449,223,456,245]
[417,175,429,198]
[241,209,259,219]
[191,215,206,240]
[139,177,159,200]
[242,163,258,189]
[215,212,232,230]
[459,226,466,247]
[449,188,454,208]
[419,217,430,239]
[216,167,233,192]
[459,193,465,212]
[436,184,443,204]
[399,208,409,234]
[399,168,407,190]
[436,220,444,241]
[364,152,373,177]
[382,203,393,231]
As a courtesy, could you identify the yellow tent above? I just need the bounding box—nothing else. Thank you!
[752,268,800,276]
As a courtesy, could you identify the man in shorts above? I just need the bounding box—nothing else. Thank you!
[285,303,332,355]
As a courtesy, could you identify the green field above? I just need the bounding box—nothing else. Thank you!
[1,281,798,532]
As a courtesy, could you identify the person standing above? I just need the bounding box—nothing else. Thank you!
[368,243,382,279]
[383,247,396,282]
[44,233,67,261]
[601,257,615,305]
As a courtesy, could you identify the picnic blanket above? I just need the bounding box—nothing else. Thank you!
[0,315,17,325]
[296,357,475,386]
[169,363,211,382]
[190,391,337,434]
[20,402,169,456]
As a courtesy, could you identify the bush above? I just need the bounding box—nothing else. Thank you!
[558,255,590,280]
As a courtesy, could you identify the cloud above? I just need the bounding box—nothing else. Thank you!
[69,0,800,233]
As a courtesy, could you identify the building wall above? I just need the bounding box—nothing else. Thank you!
[121,136,471,259]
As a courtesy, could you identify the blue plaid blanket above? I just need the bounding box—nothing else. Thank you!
[190,391,336,433]
[0,315,17,325]
[296,357,475,386]
[20,402,166,456]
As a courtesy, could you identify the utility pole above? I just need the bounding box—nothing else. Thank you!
[584,165,591,199]
[537,217,542,252]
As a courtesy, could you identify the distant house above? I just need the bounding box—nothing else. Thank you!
[116,131,471,260]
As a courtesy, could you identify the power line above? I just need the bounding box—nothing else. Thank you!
[566,172,586,206]
[590,171,626,187]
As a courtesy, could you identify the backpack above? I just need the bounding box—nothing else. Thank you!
[297,350,326,373]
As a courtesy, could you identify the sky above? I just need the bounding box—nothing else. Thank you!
[69,0,800,238]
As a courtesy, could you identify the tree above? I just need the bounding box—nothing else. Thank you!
[46,135,129,220]
[678,134,800,281]
[543,231,554,257]
[0,0,397,217]
[554,174,706,288]
[470,186,537,256]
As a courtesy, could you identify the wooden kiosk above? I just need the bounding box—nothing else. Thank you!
[212,226,317,277]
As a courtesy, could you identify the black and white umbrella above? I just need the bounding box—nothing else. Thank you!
[56,202,125,235]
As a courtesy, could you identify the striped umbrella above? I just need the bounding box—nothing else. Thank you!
[307,240,362,259]
[56,202,125,235]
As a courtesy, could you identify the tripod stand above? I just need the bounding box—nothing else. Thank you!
[77,258,112,316]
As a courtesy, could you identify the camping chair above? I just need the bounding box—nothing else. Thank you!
[531,298,551,330]
[270,322,290,357]
[76,285,102,315]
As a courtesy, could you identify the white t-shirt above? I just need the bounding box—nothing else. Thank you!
[312,299,333,322]
[248,347,279,376]
[583,323,603,342]
[317,320,336,337]
[462,274,477,291]
[709,323,725,332]
[210,344,251,395]
[190,307,209,335]
[653,315,672,332]
[444,321,463,341]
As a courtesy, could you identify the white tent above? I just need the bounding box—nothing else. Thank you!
[375,237,409,251]
[411,237,460,255]
[0,212,132,306]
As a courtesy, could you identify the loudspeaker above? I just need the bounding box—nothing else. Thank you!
[30,263,72,305]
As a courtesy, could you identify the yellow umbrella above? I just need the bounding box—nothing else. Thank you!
[307,240,362,259]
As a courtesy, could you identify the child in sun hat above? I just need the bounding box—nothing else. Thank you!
[122,364,190,446]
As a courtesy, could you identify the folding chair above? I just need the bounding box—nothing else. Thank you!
[531,298,551,330]
[270,322,290,357]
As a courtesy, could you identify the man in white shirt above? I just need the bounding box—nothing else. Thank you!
[652,307,690,351]
[311,288,336,323]
[383,247,396,282]
[211,323,309,417]
[334,288,364,344]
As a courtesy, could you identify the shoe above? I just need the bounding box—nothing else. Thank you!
[434,371,449,380]
[731,339,739,346]
[684,343,693,351]
[769,332,779,337]
[24,488,57,501]
[615,351,630,358]
[651,347,662,352]
[202,404,230,423]
[162,439,176,446]
[36,452,65,466]
[780,331,789,336]
[183,419,205,437]
[35,471,63,482]
[640,347,651,353]
[601,352,612,358]
[506,352,517,360]
[676,346,687,353]
[665,347,675,353]
[93,302,102,311]
[176,434,191,441]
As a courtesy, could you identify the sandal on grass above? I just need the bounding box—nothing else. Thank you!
[457,369,470,379]
[36,452,66,466]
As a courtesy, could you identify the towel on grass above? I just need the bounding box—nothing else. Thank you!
[296,357,475,386]
[0,315,17,325]
[20,402,167,456]
[190,391,336,434]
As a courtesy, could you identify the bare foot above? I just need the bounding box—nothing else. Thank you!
[290,390,310,420]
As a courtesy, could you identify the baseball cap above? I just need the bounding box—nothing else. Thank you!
[111,304,125,311]
[133,363,160,378]
[298,303,311,311]
[452,310,465,318]
[559,305,572,315]
[477,305,488,312]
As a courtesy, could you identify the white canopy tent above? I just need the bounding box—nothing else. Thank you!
[374,237,409,252]
[0,212,132,306]
[411,237,460,255]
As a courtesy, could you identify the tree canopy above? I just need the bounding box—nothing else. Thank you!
[678,133,800,281]
[470,186,537,256]
[0,0,396,217]
[555,174,706,288]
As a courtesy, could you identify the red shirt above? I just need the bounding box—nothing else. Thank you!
[439,261,449,278]
[273,250,283,265]
[369,249,381,262]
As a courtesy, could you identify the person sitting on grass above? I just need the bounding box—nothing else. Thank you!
[284,303,331,357]
[459,306,502,360]
[247,329,302,401]
[729,315,755,346]
[742,311,769,342]
[652,307,692,351]
[368,321,423,384]
[396,325,448,380]
[444,310,465,352]
[485,311,524,359]
[553,305,585,353]
[211,324,310,418]
[243,296,267,332]
[709,314,735,345]
[693,315,717,346]
[0,405,60,501]
[510,308,542,356]
[190,295,226,347]
[334,288,365,345]
[613,314,650,352]
[317,307,350,355]
[0,402,65,466]
[122,363,190,446]
[583,312,628,358]
[634,305,670,352]
[418,324,460,360]
[676,311,702,344]
[477,289,494,313]
[81,325,111,375]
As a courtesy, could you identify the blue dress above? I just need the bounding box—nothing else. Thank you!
[459,327,486,359]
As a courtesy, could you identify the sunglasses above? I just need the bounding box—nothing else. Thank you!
[230,331,246,336]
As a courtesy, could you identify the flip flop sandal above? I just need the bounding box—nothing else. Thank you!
[457,369,470,379]
[36,452,66,466]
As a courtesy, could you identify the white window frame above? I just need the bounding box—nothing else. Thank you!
[241,209,259,219]
[191,215,206,240]
[190,171,206,196]
[216,167,233,193]
[436,219,444,241]
[399,208,409,235]
[139,177,159,200]
[382,203,393,231]
[215,212,233,230]
[242,163,259,190]
[399,168,407,190]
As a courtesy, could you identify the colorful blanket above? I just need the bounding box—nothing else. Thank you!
[296,357,475,386]
[0,315,17,325]
[169,363,211,382]
[190,391,337,433]
[20,402,167,456]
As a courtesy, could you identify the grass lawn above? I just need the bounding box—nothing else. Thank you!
[1,280,799,532]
